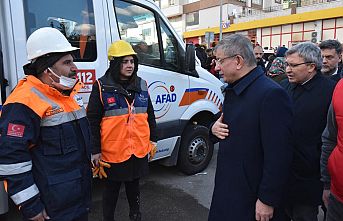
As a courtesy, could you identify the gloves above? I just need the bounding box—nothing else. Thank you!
[92,160,111,179]
[149,141,157,161]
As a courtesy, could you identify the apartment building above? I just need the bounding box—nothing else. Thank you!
[154,0,343,49]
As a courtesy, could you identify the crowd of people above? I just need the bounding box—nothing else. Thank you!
[210,35,343,221]
[197,39,343,87]
[0,26,342,221]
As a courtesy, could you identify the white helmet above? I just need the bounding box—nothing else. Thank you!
[26,27,79,61]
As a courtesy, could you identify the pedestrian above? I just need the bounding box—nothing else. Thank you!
[268,46,288,83]
[321,91,343,221]
[319,39,342,82]
[254,45,267,73]
[280,42,335,221]
[266,54,276,74]
[205,48,218,78]
[195,43,207,68]
[0,27,92,221]
[87,40,157,221]
[208,34,293,221]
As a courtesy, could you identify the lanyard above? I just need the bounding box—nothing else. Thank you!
[125,98,135,123]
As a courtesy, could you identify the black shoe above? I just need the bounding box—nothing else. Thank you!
[129,212,141,221]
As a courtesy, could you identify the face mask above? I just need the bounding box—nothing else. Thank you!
[48,68,78,89]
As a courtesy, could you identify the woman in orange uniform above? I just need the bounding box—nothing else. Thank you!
[87,40,157,221]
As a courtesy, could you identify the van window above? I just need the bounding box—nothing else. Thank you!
[160,18,179,70]
[114,0,180,72]
[23,0,96,62]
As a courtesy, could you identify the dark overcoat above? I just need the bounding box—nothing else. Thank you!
[209,67,293,220]
[280,73,335,206]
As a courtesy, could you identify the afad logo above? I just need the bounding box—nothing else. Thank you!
[148,81,177,119]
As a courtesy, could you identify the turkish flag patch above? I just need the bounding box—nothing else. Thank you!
[107,97,116,104]
[7,123,25,138]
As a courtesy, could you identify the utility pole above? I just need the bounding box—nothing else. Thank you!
[219,0,223,41]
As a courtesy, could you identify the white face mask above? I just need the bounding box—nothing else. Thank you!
[48,67,78,89]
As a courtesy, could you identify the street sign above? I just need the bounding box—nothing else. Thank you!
[222,21,230,29]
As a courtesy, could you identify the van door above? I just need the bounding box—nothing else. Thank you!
[11,0,110,104]
[108,0,190,158]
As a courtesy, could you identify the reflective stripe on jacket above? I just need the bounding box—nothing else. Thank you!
[329,80,343,203]
[0,75,91,220]
[98,77,151,163]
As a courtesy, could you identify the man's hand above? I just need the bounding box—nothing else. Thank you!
[211,114,229,139]
[255,199,274,221]
[29,209,50,221]
[323,189,330,208]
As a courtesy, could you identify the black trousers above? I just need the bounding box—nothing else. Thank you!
[284,203,319,221]
[103,178,140,221]
[72,212,88,221]
[327,194,343,221]
[22,212,88,221]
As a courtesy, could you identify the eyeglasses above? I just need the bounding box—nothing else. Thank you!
[122,59,135,64]
[285,62,313,69]
[215,54,238,65]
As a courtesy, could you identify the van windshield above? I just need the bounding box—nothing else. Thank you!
[23,0,96,62]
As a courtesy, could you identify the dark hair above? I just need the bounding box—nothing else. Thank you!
[275,47,288,57]
[105,55,138,82]
[319,39,342,55]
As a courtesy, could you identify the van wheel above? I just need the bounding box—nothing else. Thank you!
[177,124,214,175]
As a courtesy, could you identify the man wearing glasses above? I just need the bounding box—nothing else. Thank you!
[209,34,293,221]
[280,42,335,221]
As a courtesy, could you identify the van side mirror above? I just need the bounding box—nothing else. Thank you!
[185,44,196,75]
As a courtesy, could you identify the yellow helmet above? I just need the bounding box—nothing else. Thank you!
[107,40,136,60]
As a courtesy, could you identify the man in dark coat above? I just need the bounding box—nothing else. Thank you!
[319,40,342,83]
[195,43,207,68]
[280,42,335,221]
[254,45,267,74]
[209,34,293,221]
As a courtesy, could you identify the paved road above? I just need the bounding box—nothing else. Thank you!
[2,143,325,221]
[4,145,218,221]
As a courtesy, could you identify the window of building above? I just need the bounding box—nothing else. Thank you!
[186,12,199,26]
[23,0,97,62]
[252,0,262,5]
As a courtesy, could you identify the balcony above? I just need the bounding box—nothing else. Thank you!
[161,5,183,17]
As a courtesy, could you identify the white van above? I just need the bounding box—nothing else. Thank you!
[1,0,224,213]
[0,0,223,175]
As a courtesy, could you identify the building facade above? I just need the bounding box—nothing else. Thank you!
[155,0,343,49]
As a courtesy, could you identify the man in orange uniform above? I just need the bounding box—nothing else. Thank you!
[0,27,92,221]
